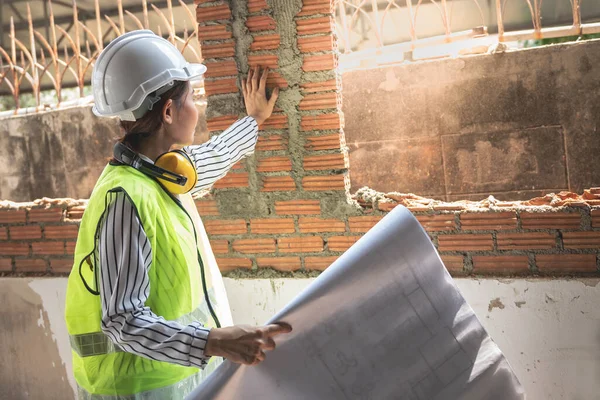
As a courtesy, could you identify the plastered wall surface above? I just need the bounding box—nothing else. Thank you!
[2,277,598,400]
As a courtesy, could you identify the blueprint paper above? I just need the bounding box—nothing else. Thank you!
[187,206,525,400]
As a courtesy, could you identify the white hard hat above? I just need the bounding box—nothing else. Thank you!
[91,30,206,121]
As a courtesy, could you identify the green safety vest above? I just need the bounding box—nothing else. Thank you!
[64,163,233,399]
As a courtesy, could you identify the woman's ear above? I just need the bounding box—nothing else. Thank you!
[162,99,174,125]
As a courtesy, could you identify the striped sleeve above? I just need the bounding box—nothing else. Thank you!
[98,190,212,368]
[184,116,258,194]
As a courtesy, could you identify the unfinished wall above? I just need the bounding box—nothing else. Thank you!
[4,39,600,203]
[343,39,600,200]
[1,193,599,275]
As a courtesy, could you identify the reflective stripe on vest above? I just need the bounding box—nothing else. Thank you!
[70,303,211,357]
[76,361,222,400]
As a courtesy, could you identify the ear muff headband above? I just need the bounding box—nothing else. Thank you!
[113,142,197,194]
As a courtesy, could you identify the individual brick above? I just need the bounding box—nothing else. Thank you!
[260,114,288,130]
[50,259,74,273]
[440,255,465,274]
[520,211,581,230]
[0,258,12,272]
[299,217,345,233]
[278,237,324,253]
[257,156,292,172]
[275,200,321,215]
[196,199,219,216]
[248,0,269,13]
[562,232,600,249]
[66,205,85,220]
[301,79,337,93]
[416,214,456,231]
[496,232,556,250]
[201,42,235,58]
[298,0,333,17]
[204,219,247,235]
[257,135,287,151]
[28,208,63,223]
[266,72,289,89]
[15,258,48,273]
[44,225,79,239]
[256,256,301,271]
[299,92,338,110]
[592,210,600,228]
[233,238,276,253]
[0,210,27,224]
[302,175,346,191]
[0,227,7,240]
[472,256,530,275]
[251,218,295,234]
[301,113,341,131]
[207,115,238,132]
[197,25,232,41]
[328,236,361,252]
[303,153,346,170]
[213,172,249,189]
[196,4,231,22]
[204,61,238,78]
[261,175,296,192]
[305,134,342,151]
[246,15,277,32]
[437,234,494,252]
[432,204,466,212]
[302,54,336,72]
[296,16,333,35]
[32,241,65,255]
[204,78,238,96]
[0,243,29,256]
[460,212,518,231]
[536,254,597,274]
[378,201,399,212]
[248,54,279,69]
[209,239,229,254]
[304,256,338,271]
[348,216,383,233]
[298,35,334,53]
[9,226,42,240]
[250,34,281,51]
[216,257,252,272]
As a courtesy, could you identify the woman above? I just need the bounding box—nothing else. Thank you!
[65,30,291,399]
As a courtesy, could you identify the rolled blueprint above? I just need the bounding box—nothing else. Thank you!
[188,206,525,400]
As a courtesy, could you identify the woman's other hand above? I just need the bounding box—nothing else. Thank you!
[205,322,292,365]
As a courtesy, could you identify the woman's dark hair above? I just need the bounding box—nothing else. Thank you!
[119,80,189,151]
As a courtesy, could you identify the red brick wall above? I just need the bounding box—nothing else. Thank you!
[1,1,598,277]
[1,195,599,276]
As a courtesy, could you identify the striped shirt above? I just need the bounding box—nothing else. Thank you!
[98,116,258,368]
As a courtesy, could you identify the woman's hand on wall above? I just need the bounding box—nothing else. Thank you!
[205,322,292,365]
[242,66,279,126]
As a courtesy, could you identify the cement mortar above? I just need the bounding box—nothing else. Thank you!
[204,92,242,120]
[228,0,252,75]
[216,189,270,217]
[222,267,321,279]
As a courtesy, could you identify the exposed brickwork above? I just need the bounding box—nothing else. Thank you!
[278,237,324,253]
[275,200,321,215]
[299,217,345,233]
[472,255,530,275]
[256,256,301,271]
[438,234,494,252]
[2,1,597,280]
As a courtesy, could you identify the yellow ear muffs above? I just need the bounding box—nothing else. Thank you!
[155,150,198,195]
